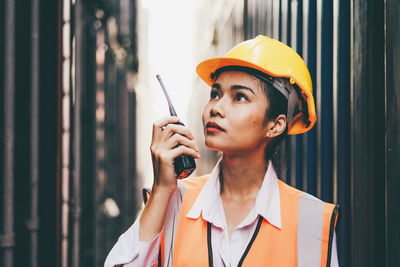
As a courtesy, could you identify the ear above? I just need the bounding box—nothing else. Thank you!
[265,114,287,138]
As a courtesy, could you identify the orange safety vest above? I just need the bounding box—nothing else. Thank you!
[150,175,338,267]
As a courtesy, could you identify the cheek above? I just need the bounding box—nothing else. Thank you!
[252,116,266,129]
[202,103,210,125]
[233,112,266,138]
[236,112,263,128]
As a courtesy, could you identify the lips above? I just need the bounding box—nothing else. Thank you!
[206,121,225,132]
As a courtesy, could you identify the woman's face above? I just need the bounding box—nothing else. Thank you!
[202,71,271,153]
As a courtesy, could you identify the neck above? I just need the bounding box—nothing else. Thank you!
[219,148,268,200]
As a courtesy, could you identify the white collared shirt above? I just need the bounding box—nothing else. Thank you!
[104,160,339,267]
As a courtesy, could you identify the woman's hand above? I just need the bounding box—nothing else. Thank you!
[150,116,200,195]
[139,116,200,242]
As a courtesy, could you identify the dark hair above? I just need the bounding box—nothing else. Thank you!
[212,66,288,177]
[258,79,288,178]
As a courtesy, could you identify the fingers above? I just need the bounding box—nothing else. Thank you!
[152,116,180,142]
[151,131,200,160]
[169,144,201,160]
[152,116,195,144]
[161,123,195,140]
[165,133,199,152]
[150,116,199,159]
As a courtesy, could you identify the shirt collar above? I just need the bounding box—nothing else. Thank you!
[186,159,282,230]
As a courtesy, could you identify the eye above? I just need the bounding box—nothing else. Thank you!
[210,89,220,99]
[234,92,248,102]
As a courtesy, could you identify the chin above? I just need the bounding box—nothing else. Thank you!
[204,139,240,153]
[205,136,265,155]
[204,135,229,151]
[204,140,221,151]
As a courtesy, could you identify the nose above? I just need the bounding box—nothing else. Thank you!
[210,97,225,118]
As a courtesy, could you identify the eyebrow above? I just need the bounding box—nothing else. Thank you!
[211,83,255,95]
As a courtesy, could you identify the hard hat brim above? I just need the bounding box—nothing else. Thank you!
[196,57,282,86]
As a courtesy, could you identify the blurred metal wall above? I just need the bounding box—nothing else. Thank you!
[0,0,138,266]
[242,0,399,266]
[1,0,59,266]
[61,0,139,266]
[244,0,353,264]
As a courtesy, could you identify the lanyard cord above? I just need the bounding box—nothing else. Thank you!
[207,215,264,267]
[207,222,214,267]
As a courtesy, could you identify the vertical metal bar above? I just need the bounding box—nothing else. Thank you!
[253,0,260,34]
[315,0,322,198]
[291,0,298,49]
[27,0,40,266]
[266,0,273,37]
[349,0,355,264]
[295,0,304,190]
[352,0,386,265]
[258,0,265,34]
[290,0,301,189]
[272,0,280,39]
[302,0,308,64]
[278,0,283,41]
[95,29,106,267]
[252,0,257,35]
[282,0,295,187]
[281,0,288,44]
[321,0,333,202]
[286,0,291,45]
[336,0,351,265]
[61,1,71,266]
[385,0,400,265]
[243,0,248,39]
[56,1,64,266]
[301,0,309,192]
[1,0,16,266]
[246,0,254,37]
[332,0,339,204]
[72,0,83,266]
[306,0,317,196]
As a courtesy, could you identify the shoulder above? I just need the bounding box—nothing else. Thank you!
[277,178,326,204]
[172,174,211,203]
[277,179,339,228]
[179,174,210,192]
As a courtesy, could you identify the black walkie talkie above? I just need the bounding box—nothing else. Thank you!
[156,74,196,179]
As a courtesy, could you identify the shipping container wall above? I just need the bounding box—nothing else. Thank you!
[244,0,352,265]
[0,0,139,266]
[241,0,395,266]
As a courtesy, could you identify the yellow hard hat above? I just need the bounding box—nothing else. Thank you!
[196,35,316,135]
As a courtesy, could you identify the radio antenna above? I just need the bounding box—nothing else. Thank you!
[156,74,177,116]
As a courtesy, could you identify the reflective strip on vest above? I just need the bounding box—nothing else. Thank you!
[297,193,338,267]
[297,193,324,266]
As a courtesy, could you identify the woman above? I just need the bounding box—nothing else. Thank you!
[105,35,339,267]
